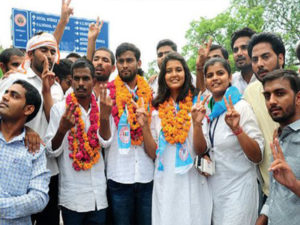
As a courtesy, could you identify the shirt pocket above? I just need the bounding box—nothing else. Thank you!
[8,157,32,195]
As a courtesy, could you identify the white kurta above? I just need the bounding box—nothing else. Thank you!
[203,99,264,225]
[151,110,212,225]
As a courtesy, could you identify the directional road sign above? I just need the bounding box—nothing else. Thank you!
[12,8,109,53]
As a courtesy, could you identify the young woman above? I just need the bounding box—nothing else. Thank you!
[195,57,264,225]
[134,52,212,225]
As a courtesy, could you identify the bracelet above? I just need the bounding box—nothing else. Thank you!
[233,126,243,136]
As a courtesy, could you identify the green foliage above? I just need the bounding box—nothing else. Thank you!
[145,59,159,80]
[232,0,300,66]
[182,5,265,74]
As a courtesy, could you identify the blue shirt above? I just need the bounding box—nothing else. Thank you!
[0,129,50,225]
[261,119,300,225]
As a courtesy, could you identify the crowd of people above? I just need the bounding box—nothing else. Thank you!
[1,1,300,225]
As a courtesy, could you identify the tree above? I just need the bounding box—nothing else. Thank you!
[233,0,300,67]
[145,59,159,80]
[182,4,264,74]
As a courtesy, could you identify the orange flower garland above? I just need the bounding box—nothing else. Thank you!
[158,91,193,144]
[108,75,152,145]
[66,93,101,171]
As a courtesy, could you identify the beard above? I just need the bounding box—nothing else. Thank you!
[255,58,281,81]
[119,69,137,83]
[270,102,296,124]
[95,73,110,82]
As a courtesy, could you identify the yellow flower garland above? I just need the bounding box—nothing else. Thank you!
[114,75,152,145]
[158,91,193,144]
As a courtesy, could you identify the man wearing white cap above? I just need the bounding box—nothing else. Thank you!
[0,31,64,224]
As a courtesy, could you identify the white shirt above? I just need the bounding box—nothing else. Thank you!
[150,73,197,98]
[203,99,264,225]
[44,101,108,212]
[231,71,257,95]
[0,68,64,176]
[100,115,154,184]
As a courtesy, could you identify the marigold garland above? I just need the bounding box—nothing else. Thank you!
[158,91,193,144]
[66,93,101,171]
[107,75,153,145]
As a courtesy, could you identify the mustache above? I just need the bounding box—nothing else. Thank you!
[236,56,246,61]
[76,88,86,92]
[270,106,282,112]
[257,69,269,75]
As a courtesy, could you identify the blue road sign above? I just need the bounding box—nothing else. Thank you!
[12,8,109,53]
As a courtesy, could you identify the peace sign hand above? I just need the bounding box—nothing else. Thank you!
[191,93,209,126]
[269,138,297,190]
[224,95,240,131]
[88,17,104,41]
[61,0,74,24]
[99,83,112,120]
[196,38,212,70]
[41,55,55,93]
[132,98,149,128]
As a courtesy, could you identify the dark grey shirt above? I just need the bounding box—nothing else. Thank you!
[261,119,300,225]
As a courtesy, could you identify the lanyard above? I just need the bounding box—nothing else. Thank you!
[209,116,220,148]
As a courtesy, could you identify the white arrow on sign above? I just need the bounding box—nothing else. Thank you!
[75,39,79,43]
[75,32,79,35]
[32,15,36,20]
[32,22,35,26]
[75,21,79,25]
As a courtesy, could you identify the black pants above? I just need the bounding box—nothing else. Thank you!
[32,174,60,225]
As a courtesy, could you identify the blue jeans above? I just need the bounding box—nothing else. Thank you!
[107,180,153,225]
[61,206,106,225]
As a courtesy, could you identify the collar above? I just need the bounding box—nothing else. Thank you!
[0,127,25,144]
[26,67,41,79]
[278,119,300,139]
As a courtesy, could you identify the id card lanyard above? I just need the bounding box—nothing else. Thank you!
[208,116,220,160]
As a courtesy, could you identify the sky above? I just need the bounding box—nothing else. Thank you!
[0,0,230,72]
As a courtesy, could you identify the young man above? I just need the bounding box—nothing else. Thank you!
[86,18,116,96]
[0,48,24,77]
[244,32,285,206]
[53,58,73,94]
[256,69,300,225]
[45,58,108,225]
[196,40,229,93]
[0,80,50,225]
[0,32,64,225]
[149,39,177,97]
[66,52,81,63]
[230,27,257,94]
[100,43,154,225]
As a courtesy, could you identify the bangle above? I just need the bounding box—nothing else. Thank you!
[233,126,243,136]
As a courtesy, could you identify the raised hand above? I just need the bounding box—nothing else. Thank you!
[269,138,297,190]
[224,95,240,131]
[88,17,104,41]
[41,55,55,93]
[59,104,76,133]
[196,38,213,70]
[132,98,149,128]
[148,74,158,85]
[61,0,74,24]
[191,93,209,126]
[99,83,112,119]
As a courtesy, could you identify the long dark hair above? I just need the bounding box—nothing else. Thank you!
[152,52,197,108]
